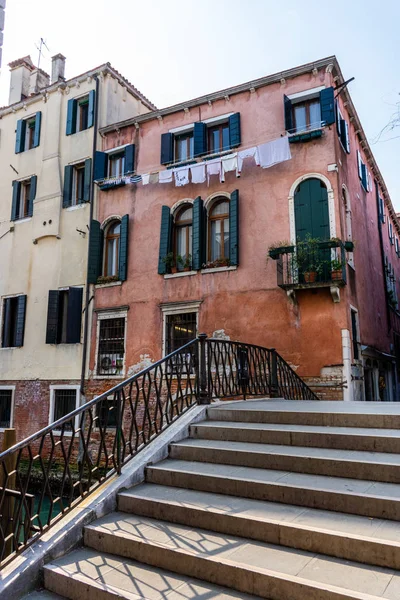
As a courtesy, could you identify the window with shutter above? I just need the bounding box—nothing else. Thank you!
[1,295,27,348]
[229,190,239,266]
[158,206,172,274]
[88,220,104,283]
[94,151,109,181]
[119,215,129,281]
[67,92,95,135]
[50,387,79,431]
[46,288,83,345]
[11,177,36,221]
[15,113,41,153]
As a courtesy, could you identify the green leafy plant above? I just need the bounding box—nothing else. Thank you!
[162,252,175,269]
[183,254,192,270]
[96,275,119,284]
[331,258,345,272]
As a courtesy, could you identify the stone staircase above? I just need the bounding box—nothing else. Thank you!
[29,400,400,599]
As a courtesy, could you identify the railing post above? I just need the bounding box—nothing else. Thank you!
[197,333,211,405]
[116,390,122,475]
[270,349,279,398]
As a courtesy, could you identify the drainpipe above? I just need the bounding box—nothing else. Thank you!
[80,74,100,398]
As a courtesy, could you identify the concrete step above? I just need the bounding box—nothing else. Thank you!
[119,483,400,570]
[169,438,400,483]
[207,400,400,429]
[22,592,65,600]
[84,512,400,599]
[44,547,257,599]
[191,421,400,453]
[146,459,400,520]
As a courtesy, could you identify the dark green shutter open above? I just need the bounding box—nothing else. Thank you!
[344,121,350,153]
[88,220,103,283]
[83,159,92,203]
[158,206,172,274]
[28,176,37,217]
[1,299,11,347]
[193,122,207,157]
[320,87,335,126]
[284,95,293,132]
[66,287,83,343]
[66,98,77,135]
[229,190,239,266]
[11,181,21,221]
[94,151,108,181]
[124,144,136,174]
[46,290,60,344]
[33,112,42,148]
[335,101,341,136]
[192,197,205,270]
[14,295,27,347]
[160,133,174,165]
[63,165,74,208]
[15,119,26,153]
[229,113,241,148]
[87,90,96,129]
[119,214,129,281]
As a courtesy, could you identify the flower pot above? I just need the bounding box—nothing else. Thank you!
[171,267,178,274]
[304,271,317,283]
[331,269,342,281]
[184,267,191,272]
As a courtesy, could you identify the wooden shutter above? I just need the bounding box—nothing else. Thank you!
[28,176,37,217]
[66,98,77,135]
[1,298,12,347]
[11,181,21,221]
[158,206,172,274]
[66,287,83,343]
[284,95,293,133]
[118,214,129,281]
[88,220,103,283]
[192,197,205,271]
[229,113,241,148]
[124,144,135,174]
[94,151,109,181]
[14,295,27,347]
[83,159,92,203]
[320,87,335,126]
[193,122,207,157]
[160,133,174,165]
[357,151,363,180]
[344,121,350,153]
[87,90,96,128]
[46,290,60,344]
[229,190,239,266]
[63,165,74,208]
[15,119,26,153]
[33,112,42,148]
[335,101,341,136]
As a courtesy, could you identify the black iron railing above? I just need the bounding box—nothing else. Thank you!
[0,335,316,567]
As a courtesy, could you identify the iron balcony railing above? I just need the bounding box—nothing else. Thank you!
[0,335,317,567]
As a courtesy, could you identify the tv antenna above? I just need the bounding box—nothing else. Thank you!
[35,38,50,69]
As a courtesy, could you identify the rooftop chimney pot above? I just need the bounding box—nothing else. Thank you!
[51,53,66,84]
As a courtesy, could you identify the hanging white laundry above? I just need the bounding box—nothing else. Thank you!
[222,153,238,180]
[190,163,206,184]
[173,166,190,187]
[159,170,173,184]
[237,146,260,174]
[141,174,150,185]
[207,158,222,185]
[149,172,159,184]
[257,136,291,169]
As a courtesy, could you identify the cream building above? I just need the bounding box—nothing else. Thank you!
[0,54,154,440]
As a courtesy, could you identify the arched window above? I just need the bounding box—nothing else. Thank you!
[174,205,193,267]
[104,220,121,276]
[208,199,230,261]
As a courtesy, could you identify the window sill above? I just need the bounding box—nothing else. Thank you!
[65,204,88,212]
[0,427,12,432]
[164,270,197,279]
[201,266,237,274]
[289,128,323,143]
[95,281,122,288]
[12,217,32,224]
[93,374,125,380]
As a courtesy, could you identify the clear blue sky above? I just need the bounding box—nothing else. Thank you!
[1,0,399,207]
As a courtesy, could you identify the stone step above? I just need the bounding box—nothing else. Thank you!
[169,438,400,483]
[44,547,257,599]
[191,421,400,453]
[207,400,400,429]
[146,459,400,520]
[84,512,400,599]
[118,483,400,570]
[22,592,65,600]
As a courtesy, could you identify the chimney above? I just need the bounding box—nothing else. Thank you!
[51,53,66,84]
[8,55,34,104]
[29,68,50,95]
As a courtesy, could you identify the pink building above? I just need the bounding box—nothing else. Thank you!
[86,55,400,403]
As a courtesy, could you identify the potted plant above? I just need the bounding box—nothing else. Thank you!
[295,235,323,283]
[331,258,344,281]
[268,240,294,260]
[162,252,176,273]
[176,255,184,272]
[183,254,192,271]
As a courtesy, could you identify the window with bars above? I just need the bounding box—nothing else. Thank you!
[97,317,125,376]
[52,389,78,431]
[0,390,12,428]
[96,395,118,429]
[165,313,196,374]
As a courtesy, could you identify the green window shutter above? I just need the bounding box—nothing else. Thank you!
[11,181,21,221]
[63,165,74,208]
[87,90,96,129]
[344,121,350,153]
[229,113,241,148]
[28,175,37,217]
[82,158,92,203]
[33,112,42,148]
[193,122,207,157]
[66,287,83,343]
[160,133,174,165]
[15,119,26,153]
[229,190,239,266]
[320,87,335,126]
[357,150,363,180]
[46,290,60,344]
[119,214,129,281]
[94,151,109,181]
[14,295,27,347]
[158,206,172,274]
[335,101,341,136]
[124,144,136,174]
[88,220,103,283]
[2,298,12,347]
[284,95,293,132]
[66,98,77,135]
[192,197,205,270]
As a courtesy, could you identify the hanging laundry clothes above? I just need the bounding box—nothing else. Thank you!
[237,146,260,174]
[141,174,150,185]
[149,172,159,184]
[159,170,173,184]
[207,158,222,185]
[173,166,190,187]
[257,136,291,169]
[221,153,238,180]
[190,162,206,184]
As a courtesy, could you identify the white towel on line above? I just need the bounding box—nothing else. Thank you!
[257,136,291,169]
[159,170,173,184]
[190,162,206,184]
[207,158,222,185]
[173,166,190,187]
[237,146,260,173]
[222,153,238,179]
[141,173,150,185]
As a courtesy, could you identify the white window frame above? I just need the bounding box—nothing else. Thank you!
[161,302,201,358]
[49,385,80,434]
[94,309,127,379]
[0,386,15,431]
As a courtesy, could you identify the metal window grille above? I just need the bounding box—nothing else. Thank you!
[53,389,77,430]
[166,313,196,374]
[96,395,118,429]
[97,318,125,376]
[0,391,12,428]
